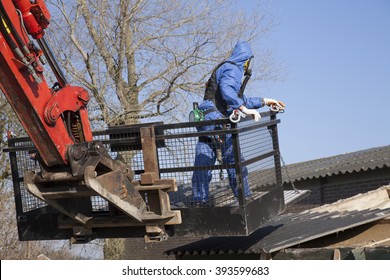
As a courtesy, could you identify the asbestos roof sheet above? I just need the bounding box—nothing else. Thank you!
[280,145,390,183]
[166,186,390,256]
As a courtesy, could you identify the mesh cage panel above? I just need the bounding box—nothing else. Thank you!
[11,141,46,213]
[237,116,278,203]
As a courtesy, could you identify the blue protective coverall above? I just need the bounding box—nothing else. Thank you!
[191,41,264,203]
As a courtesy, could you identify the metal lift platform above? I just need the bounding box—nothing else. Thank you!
[5,111,307,242]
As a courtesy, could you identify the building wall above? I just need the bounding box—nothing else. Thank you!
[285,167,390,206]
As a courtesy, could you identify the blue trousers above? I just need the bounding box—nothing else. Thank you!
[191,134,251,203]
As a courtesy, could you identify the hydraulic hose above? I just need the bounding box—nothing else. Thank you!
[0,2,42,83]
[37,37,67,87]
[0,1,30,56]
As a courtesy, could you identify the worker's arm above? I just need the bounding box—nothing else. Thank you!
[218,67,244,109]
[242,96,263,109]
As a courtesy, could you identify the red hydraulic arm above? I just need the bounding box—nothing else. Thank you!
[0,0,92,167]
[1,0,179,239]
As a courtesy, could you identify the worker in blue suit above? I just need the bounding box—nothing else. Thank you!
[191,40,285,205]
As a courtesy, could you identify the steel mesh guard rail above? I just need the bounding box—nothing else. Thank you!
[5,111,285,239]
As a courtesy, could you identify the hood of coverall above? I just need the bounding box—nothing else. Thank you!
[227,41,253,69]
[199,41,254,114]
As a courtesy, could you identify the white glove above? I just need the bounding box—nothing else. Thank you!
[263,98,286,112]
[240,106,261,122]
[263,98,286,110]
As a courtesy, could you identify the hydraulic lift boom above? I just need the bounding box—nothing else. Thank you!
[0,0,180,241]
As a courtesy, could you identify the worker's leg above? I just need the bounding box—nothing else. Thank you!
[222,135,252,198]
[192,141,216,203]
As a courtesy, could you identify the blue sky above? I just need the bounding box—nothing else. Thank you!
[246,0,390,164]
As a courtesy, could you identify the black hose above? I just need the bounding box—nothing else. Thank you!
[0,8,19,52]
[0,1,30,55]
[37,37,67,87]
[239,74,251,99]
[0,1,42,83]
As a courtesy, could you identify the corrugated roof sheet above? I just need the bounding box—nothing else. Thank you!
[166,186,390,256]
[278,145,390,183]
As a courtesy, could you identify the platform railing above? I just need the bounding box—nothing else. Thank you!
[5,111,284,240]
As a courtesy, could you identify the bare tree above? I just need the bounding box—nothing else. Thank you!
[0,0,280,259]
[46,0,278,127]
[0,93,24,259]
